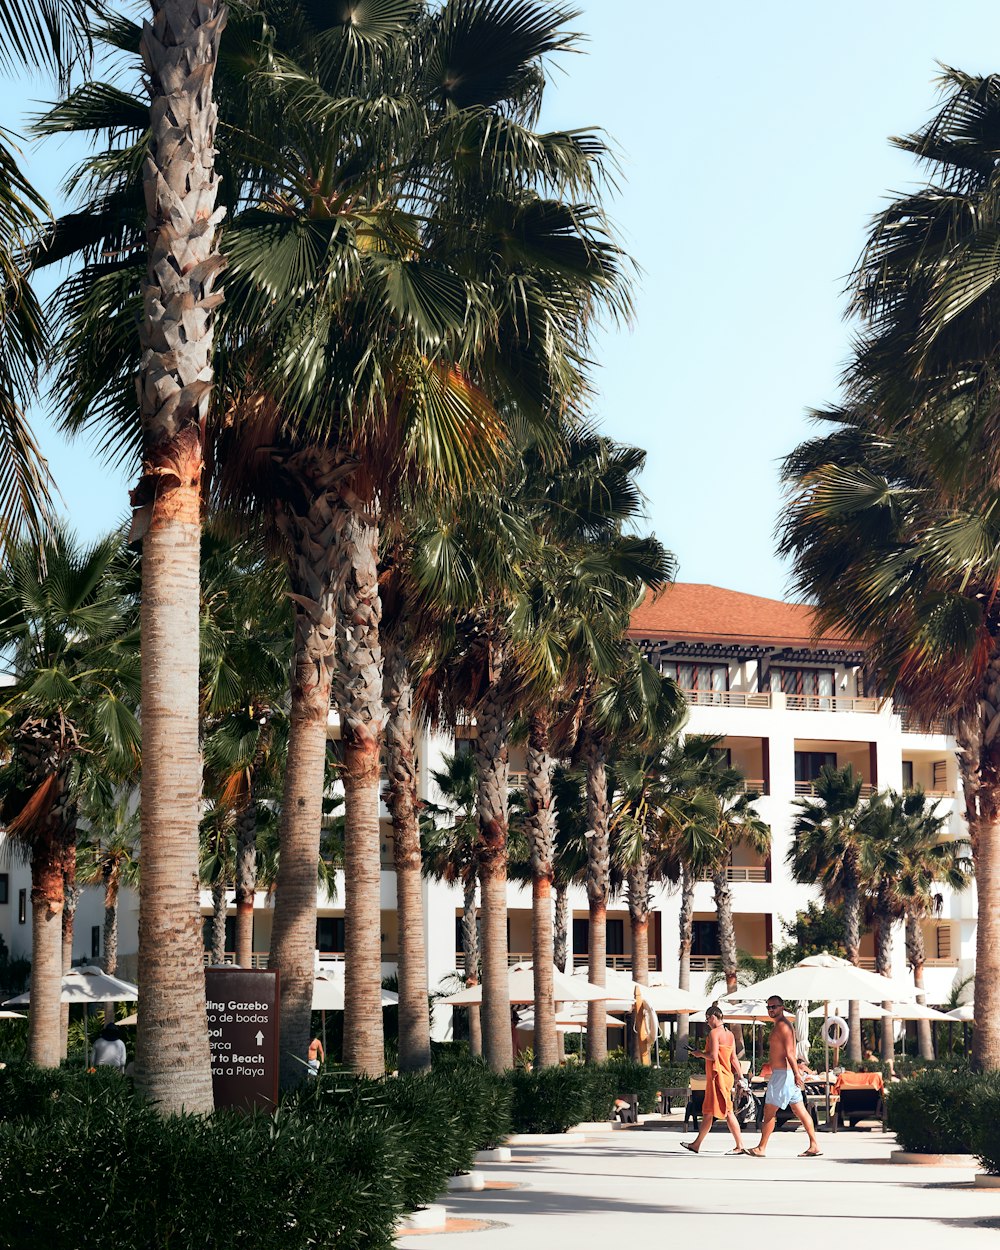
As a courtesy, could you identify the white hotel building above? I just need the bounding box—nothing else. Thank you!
[0,583,974,1027]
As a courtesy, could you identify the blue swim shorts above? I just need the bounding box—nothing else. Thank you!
[765,1069,803,1109]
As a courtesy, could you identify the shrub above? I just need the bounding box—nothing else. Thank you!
[508,1064,591,1132]
[972,1084,1000,1174]
[886,1069,999,1154]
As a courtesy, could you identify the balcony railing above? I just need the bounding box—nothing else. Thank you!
[795,780,876,797]
[899,708,952,735]
[453,952,657,972]
[699,865,769,883]
[679,689,771,709]
[203,952,270,969]
[785,694,882,714]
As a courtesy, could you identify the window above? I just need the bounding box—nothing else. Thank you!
[771,668,835,702]
[316,917,345,954]
[607,919,625,956]
[794,752,837,785]
[935,924,953,961]
[901,760,914,789]
[692,921,720,956]
[0,874,7,905]
[572,917,589,955]
[91,926,101,959]
[932,760,948,790]
[660,661,728,703]
[18,889,26,924]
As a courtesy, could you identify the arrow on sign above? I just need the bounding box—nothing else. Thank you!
[255,1030,264,1046]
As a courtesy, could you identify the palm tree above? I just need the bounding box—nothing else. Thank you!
[860,788,970,1059]
[76,789,140,1024]
[0,526,139,1067]
[125,0,227,1114]
[781,69,1000,1072]
[707,786,770,1000]
[423,751,482,1056]
[200,530,290,969]
[551,766,588,974]
[789,765,868,1061]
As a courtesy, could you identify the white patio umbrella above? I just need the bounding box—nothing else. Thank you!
[716,999,772,1073]
[808,1002,888,1019]
[312,970,398,1054]
[440,963,611,1005]
[0,1010,25,1020]
[722,953,917,1130]
[3,965,139,1006]
[794,1002,810,1066]
[948,1002,975,1023]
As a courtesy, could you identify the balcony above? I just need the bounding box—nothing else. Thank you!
[679,689,771,709]
[785,694,881,714]
[899,708,952,735]
[794,780,876,797]
[699,865,769,883]
[203,952,270,969]
[454,952,656,972]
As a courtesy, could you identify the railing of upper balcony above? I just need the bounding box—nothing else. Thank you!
[698,865,769,883]
[794,780,876,797]
[453,952,658,972]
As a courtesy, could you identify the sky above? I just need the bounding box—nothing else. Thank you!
[7,1,1000,600]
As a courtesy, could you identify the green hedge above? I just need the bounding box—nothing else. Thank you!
[506,1059,667,1132]
[886,1069,999,1154]
[0,1061,513,1250]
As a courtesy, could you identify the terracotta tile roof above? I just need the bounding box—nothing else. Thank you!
[629,583,860,650]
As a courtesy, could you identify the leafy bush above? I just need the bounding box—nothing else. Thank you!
[507,1064,591,1132]
[0,1062,511,1249]
[972,1084,1000,1174]
[886,1069,1000,1154]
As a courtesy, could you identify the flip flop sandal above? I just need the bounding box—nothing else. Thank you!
[681,1142,699,1154]
[799,1150,823,1157]
[729,1148,746,1155]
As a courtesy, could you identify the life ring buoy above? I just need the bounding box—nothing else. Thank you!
[822,1015,850,1048]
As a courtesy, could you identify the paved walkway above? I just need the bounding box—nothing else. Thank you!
[397,1123,1000,1248]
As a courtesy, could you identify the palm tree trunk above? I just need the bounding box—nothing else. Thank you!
[133,0,226,1117]
[526,712,558,1069]
[627,859,650,986]
[713,867,744,1054]
[972,809,1000,1070]
[104,879,119,1029]
[906,911,934,1059]
[874,899,895,1063]
[384,637,430,1073]
[554,884,569,973]
[233,782,260,968]
[335,501,385,1077]
[268,454,342,1089]
[462,876,482,1057]
[475,654,513,1073]
[842,856,863,1063]
[956,699,1000,1070]
[582,725,609,1064]
[60,844,78,1061]
[210,878,227,964]
[676,866,694,1061]
[29,831,66,1068]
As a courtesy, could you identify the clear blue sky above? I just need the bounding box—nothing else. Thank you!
[8,1,1000,599]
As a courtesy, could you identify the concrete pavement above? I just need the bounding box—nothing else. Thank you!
[397,1122,1000,1248]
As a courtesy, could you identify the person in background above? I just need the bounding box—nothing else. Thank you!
[682,1003,746,1155]
[307,1035,325,1075]
[748,996,822,1157]
[91,1023,126,1071]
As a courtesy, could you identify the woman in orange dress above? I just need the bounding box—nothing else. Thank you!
[682,1003,746,1154]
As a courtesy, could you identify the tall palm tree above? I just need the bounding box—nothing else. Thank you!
[789,765,868,1061]
[898,826,973,1059]
[0,526,139,1067]
[781,69,1000,1072]
[706,786,770,1001]
[423,751,482,1055]
[76,788,140,1024]
[127,0,227,1114]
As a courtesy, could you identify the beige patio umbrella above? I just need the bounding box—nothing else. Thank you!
[4,965,139,1067]
[948,1002,975,1022]
[311,969,398,1052]
[0,1010,25,1020]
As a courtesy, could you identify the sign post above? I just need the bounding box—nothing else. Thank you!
[204,966,280,1111]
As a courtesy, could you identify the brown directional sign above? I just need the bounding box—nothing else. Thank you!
[205,966,280,1112]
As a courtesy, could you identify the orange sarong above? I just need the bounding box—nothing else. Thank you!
[703,1033,735,1118]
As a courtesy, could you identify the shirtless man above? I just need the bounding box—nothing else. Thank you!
[748,996,822,1158]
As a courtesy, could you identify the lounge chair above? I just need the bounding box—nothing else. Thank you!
[613,1094,638,1124]
[833,1071,884,1129]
